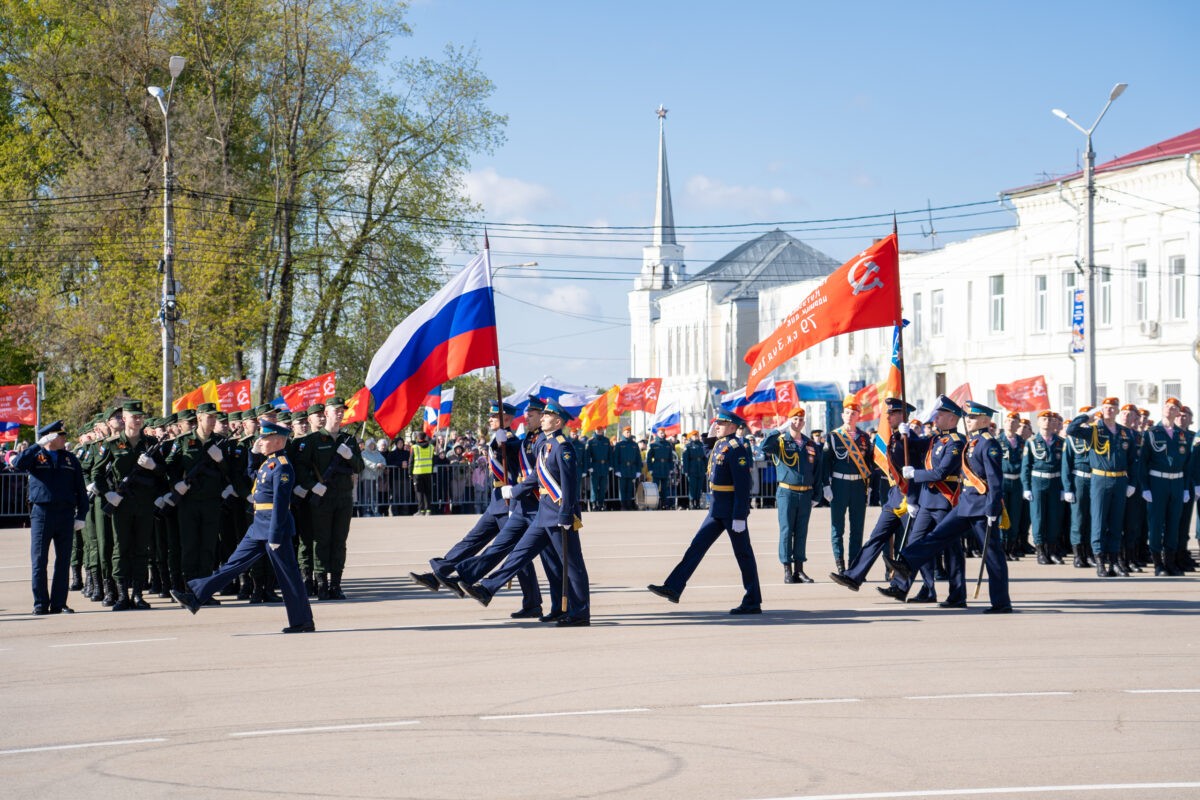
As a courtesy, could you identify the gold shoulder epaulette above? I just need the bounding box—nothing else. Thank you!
[277,456,289,465]
[555,434,567,444]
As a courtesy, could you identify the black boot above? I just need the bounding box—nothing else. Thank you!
[1095,555,1108,578]
[835,557,846,575]
[1115,549,1131,577]
[1037,544,1051,565]
[331,572,347,600]
[1084,543,1097,567]
[1178,548,1195,572]
[89,570,104,601]
[1050,545,1064,565]
[303,569,316,597]
[1152,551,1166,576]
[317,573,331,601]
[783,564,798,584]
[112,580,133,611]
[1105,554,1117,577]
[1072,544,1084,568]
[147,565,162,595]
[82,569,94,598]
[132,581,151,609]
[1164,550,1183,577]
[102,577,117,606]
[69,564,83,591]
[794,562,814,583]
[237,574,253,600]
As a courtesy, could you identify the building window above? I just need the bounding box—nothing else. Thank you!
[1132,261,1147,322]
[1170,256,1186,320]
[1098,266,1112,326]
[1125,380,1141,404]
[1164,380,1182,400]
[1062,271,1077,329]
[911,293,923,346]
[989,275,1004,333]
[1034,275,1048,332]
[931,289,944,337]
[1060,385,1074,411]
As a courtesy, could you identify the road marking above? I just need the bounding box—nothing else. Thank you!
[49,637,177,649]
[230,720,419,737]
[479,707,650,721]
[0,737,167,756]
[904,691,1072,700]
[700,698,861,709]
[752,782,1200,799]
[1124,688,1200,694]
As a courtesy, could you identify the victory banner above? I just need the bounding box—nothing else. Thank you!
[618,378,662,414]
[281,371,337,412]
[217,379,253,412]
[995,376,1051,412]
[0,384,37,425]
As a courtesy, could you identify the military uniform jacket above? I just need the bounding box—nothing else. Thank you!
[166,432,231,500]
[293,429,364,494]
[570,436,588,481]
[708,434,752,521]
[247,452,296,545]
[682,439,707,477]
[585,434,612,470]
[509,432,545,511]
[759,429,819,490]
[909,430,965,510]
[1062,431,1091,485]
[1139,424,1191,486]
[1189,433,1200,487]
[957,431,1004,519]
[1065,415,1137,475]
[820,426,873,490]
[484,430,524,516]
[1021,434,1064,492]
[224,436,253,499]
[93,432,164,508]
[882,431,929,510]
[999,434,1024,479]
[613,437,642,476]
[532,432,580,527]
[16,444,88,519]
[647,439,675,480]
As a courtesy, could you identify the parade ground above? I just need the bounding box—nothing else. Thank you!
[2,510,1198,800]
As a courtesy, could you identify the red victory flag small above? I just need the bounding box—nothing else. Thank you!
[995,376,1050,412]
[281,371,337,412]
[342,387,372,425]
[617,378,663,414]
[948,383,973,408]
[217,379,253,411]
[0,384,37,425]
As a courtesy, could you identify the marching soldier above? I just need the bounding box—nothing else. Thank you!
[1021,410,1066,565]
[1139,397,1191,576]
[682,431,707,510]
[584,428,612,511]
[998,412,1025,560]
[1062,406,1094,568]
[646,432,675,509]
[1066,397,1139,578]
[820,397,872,574]
[614,427,642,510]
[761,406,820,583]
[166,404,232,594]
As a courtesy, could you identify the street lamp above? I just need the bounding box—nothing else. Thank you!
[147,54,186,415]
[1052,82,1127,406]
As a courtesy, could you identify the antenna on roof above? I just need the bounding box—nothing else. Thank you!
[920,199,938,249]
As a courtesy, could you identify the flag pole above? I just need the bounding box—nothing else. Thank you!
[891,214,916,560]
[483,230,511,503]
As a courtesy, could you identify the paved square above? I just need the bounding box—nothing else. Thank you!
[2,510,1198,799]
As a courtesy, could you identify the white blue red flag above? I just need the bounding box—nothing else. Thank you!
[651,401,681,437]
[367,251,499,437]
[720,381,782,419]
[504,376,592,428]
[421,387,441,436]
[438,388,455,431]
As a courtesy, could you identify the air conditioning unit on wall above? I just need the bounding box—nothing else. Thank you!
[1140,320,1161,338]
[1136,382,1160,403]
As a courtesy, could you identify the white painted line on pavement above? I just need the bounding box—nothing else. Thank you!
[905,691,1072,701]
[1124,688,1200,694]
[0,737,167,756]
[480,707,650,721]
[700,698,861,709]
[752,781,1200,799]
[49,637,176,649]
[230,720,419,737]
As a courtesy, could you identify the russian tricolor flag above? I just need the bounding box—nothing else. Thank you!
[651,401,681,437]
[367,251,499,438]
[438,388,455,431]
[421,388,441,436]
[720,381,781,419]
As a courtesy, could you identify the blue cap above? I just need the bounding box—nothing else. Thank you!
[884,397,916,414]
[525,396,546,412]
[715,409,744,426]
[37,420,65,438]
[965,400,998,417]
[542,399,574,421]
[932,395,965,418]
[489,402,517,416]
[258,421,290,437]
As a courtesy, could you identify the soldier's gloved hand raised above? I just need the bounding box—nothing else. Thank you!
[174,481,189,495]
[73,519,85,531]
[823,486,833,502]
[312,482,327,497]
[221,485,236,499]
[37,433,58,447]
[493,429,507,444]
[104,491,123,507]
[731,519,747,533]
[137,453,157,470]
[293,485,308,499]
[269,542,280,551]
[206,444,223,463]
[1022,490,1032,501]
[336,443,353,460]
[1141,489,1152,503]
[1125,485,1135,499]
[898,423,911,436]
[1063,491,1075,503]
[501,485,513,500]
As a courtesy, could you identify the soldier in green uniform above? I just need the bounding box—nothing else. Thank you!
[1062,405,1094,567]
[819,397,873,574]
[293,396,363,600]
[760,406,820,583]
[73,416,104,598]
[584,429,612,511]
[1066,397,1139,578]
[290,404,322,594]
[646,432,676,510]
[165,404,233,595]
[221,411,259,598]
[143,416,171,596]
[87,407,124,605]
[682,431,708,510]
[1021,410,1066,566]
[613,427,642,510]
[998,412,1025,560]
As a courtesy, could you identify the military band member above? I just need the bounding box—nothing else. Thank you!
[1021,410,1066,565]
[1066,397,1139,578]
[584,428,613,511]
[647,410,762,614]
[761,406,820,583]
[998,412,1026,559]
[1140,397,1191,576]
[820,397,872,573]
[614,427,642,510]
[682,431,707,509]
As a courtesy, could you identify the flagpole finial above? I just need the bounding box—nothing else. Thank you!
[656,104,668,120]
[483,229,490,250]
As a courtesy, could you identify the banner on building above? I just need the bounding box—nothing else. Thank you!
[1071,289,1085,354]
[995,376,1051,412]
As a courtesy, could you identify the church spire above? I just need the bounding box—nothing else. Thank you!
[653,104,677,246]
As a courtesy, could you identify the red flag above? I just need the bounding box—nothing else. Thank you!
[745,234,900,393]
[948,383,973,408]
[773,380,797,417]
[342,386,372,425]
[281,371,337,412]
[995,376,1051,412]
[217,379,253,412]
[617,378,663,414]
[0,384,37,425]
[855,383,882,423]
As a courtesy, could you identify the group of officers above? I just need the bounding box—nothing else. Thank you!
[567,426,709,511]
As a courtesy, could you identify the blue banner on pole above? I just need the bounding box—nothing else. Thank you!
[1071,288,1085,354]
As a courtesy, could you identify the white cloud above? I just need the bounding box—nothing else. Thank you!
[684,174,796,215]
[542,284,600,317]
[464,167,556,218]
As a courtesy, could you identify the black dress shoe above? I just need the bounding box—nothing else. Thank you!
[510,606,543,619]
[49,605,74,614]
[556,615,591,627]
[983,605,1014,614]
[884,553,914,583]
[409,572,440,592]
[170,589,201,615]
[938,600,968,609]
[202,597,221,606]
[462,583,493,607]
[282,622,316,633]
[647,584,680,603]
[32,606,49,615]
[435,574,466,598]
[539,610,565,623]
[729,604,762,615]
[794,566,815,584]
[876,585,908,602]
[829,572,860,592]
[907,593,937,604]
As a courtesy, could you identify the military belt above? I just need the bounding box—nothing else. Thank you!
[778,482,811,492]
[710,484,734,492]
[1091,469,1127,478]
[1073,470,1092,479]
[832,472,861,481]
[1032,471,1058,479]
[1003,472,1021,480]
[253,502,273,511]
[1149,470,1184,480]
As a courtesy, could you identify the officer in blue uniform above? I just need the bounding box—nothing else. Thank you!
[820,397,873,574]
[887,401,1012,613]
[647,410,762,614]
[1062,406,1094,567]
[171,422,314,633]
[1021,410,1066,565]
[464,399,589,626]
[878,395,966,603]
[17,421,89,615]
[998,412,1026,560]
[646,433,675,509]
[570,430,588,508]
[1140,397,1191,576]
[1066,397,1139,578]
[410,401,544,616]
[760,406,820,583]
[682,431,707,509]
[831,398,926,592]
[613,427,642,510]
[584,429,613,511]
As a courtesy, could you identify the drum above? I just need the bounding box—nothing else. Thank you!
[636,480,660,510]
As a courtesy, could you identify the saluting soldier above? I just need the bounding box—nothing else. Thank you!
[646,432,675,509]
[1062,406,1094,568]
[682,431,708,510]
[584,428,613,511]
[166,404,232,594]
[1118,403,1148,574]
[1021,410,1067,565]
[613,427,642,510]
[647,410,762,615]
[998,412,1026,560]
[1066,397,1139,578]
[87,407,124,605]
[820,397,873,574]
[761,406,821,583]
[1139,397,1191,576]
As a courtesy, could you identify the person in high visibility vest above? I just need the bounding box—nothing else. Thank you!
[411,431,435,515]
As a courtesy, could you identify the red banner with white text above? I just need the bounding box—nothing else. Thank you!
[281,372,337,412]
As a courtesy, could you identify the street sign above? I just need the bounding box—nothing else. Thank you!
[1071,288,1085,354]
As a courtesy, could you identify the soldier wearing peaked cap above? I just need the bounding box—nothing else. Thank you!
[87,406,125,605]
[166,402,233,595]
[584,426,613,511]
[998,412,1026,560]
[614,426,642,510]
[1066,397,1139,578]
[682,430,708,510]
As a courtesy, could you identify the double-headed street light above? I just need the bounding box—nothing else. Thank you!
[1052,82,1127,406]
[147,54,186,415]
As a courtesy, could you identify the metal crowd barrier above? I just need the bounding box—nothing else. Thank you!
[0,471,30,520]
[353,464,488,516]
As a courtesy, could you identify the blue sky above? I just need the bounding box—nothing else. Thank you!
[395,1,1199,392]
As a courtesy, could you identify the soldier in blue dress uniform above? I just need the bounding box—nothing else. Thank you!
[613,427,642,510]
[170,422,315,633]
[17,422,89,615]
[646,433,676,509]
[760,406,820,583]
[682,431,707,509]
[1062,405,1094,567]
[584,429,612,511]
[819,397,873,574]
[647,410,762,614]
[1066,397,1139,578]
[1139,397,1192,576]
[886,401,1012,613]
[1020,410,1066,565]
[998,412,1026,560]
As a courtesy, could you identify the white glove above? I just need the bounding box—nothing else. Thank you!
[137,453,157,470]
[822,486,833,502]
[73,519,85,531]
[206,444,223,463]
[1184,490,1192,503]
[221,485,235,499]
[587,468,593,474]
[908,505,920,517]
[501,485,514,500]
[293,486,308,498]
[86,482,97,495]
[1125,485,1135,499]
[37,433,58,447]
[174,481,189,496]
[1141,489,1152,503]
[615,471,622,478]
[731,519,747,532]
[898,423,911,436]
[902,465,916,479]
[154,496,167,509]
[312,482,327,497]
[1063,491,1076,503]
[337,443,353,459]
[104,491,123,507]
[987,515,998,526]
[269,542,280,551]
[494,429,508,444]
[1022,490,1032,501]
